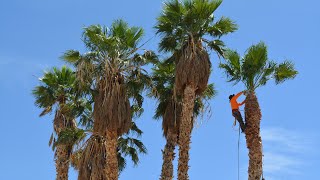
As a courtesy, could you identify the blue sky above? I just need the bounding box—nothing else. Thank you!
[0,0,319,179]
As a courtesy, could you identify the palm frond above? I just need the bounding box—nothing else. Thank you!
[242,42,268,89]
[202,83,217,100]
[54,128,86,148]
[118,152,127,173]
[118,136,147,166]
[61,50,81,64]
[208,16,238,37]
[219,49,241,84]
[255,61,276,88]
[274,60,298,84]
[33,66,76,115]
[206,39,225,57]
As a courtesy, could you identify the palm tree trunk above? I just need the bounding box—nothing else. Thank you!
[178,84,195,180]
[160,130,177,180]
[54,110,76,180]
[244,92,263,180]
[105,130,119,180]
[55,144,70,180]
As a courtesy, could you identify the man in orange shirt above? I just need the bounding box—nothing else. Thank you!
[229,91,246,132]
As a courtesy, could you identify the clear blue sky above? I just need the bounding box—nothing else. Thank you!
[0,0,319,179]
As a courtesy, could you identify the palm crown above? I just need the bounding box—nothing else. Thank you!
[62,20,158,134]
[62,20,156,93]
[156,0,237,97]
[33,66,90,150]
[220,42,298,91]
[155,0,238,55]
[33,66,76,116]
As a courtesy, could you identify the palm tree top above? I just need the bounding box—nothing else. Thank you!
[61,19,155,75]
[220,42,298,91]
[33,66,76,116]
[155,0,238,53]
[61,20,158,116]
[81,20,144,59]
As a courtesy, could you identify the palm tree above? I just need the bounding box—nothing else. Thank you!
[155,0,237,179]
[151,59,216,180]
[33,66,78,180]
[151,59,179,180]
[62,20,157,180]
[219,42,298,180]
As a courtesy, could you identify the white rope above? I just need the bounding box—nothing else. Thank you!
[237,125,240,180]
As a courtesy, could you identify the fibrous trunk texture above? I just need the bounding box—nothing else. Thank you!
[244,92,263,180]
[78,135,107,180]
[163,99,182,138]
[160,130,177,180]
[175,41,210,96]
[55,145,70,180]
[177,85,195,180]
[93,75,131,136]
[105,131,119,180]
[54,109,76,180]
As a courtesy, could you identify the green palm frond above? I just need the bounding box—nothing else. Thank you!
[33,66,76,114]
[54,128,87,148]
[208,16,238,37]
[242,42,268,89]
[202,83,217,100]
[82,25,109,52]
[39,106,53,117]
[118,136,147,166]
[111,19,144,49]
[193,83,216,117]
[219,49,241,84]
[274,61,298,84]
[33,86,55,110]
[60,50,81,64]
[256,61,276,88]
[118,152,127,173]
[206,39,225,57]
[158,35,180,52]
[220,42,298,90]
[156,0,237,53]
[129,122,143,137]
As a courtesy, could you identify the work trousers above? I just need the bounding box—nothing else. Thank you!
[232,109,246,132]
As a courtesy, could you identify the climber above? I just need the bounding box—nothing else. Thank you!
[229,91,247,133]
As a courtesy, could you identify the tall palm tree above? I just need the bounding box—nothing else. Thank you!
[62,20,157,180]
[33,66,78,180]
[219,42,298,180]
[151,59,216,180]
[151,59,179,180]
[155,0,237,179]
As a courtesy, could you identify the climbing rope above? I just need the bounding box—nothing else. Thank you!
[237,125,240,180]
[261,143,265,180]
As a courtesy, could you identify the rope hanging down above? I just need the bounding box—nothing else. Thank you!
[237,124,240,180]
[235,116,266,180]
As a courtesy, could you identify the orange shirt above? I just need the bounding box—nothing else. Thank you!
[230,92,245,110]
